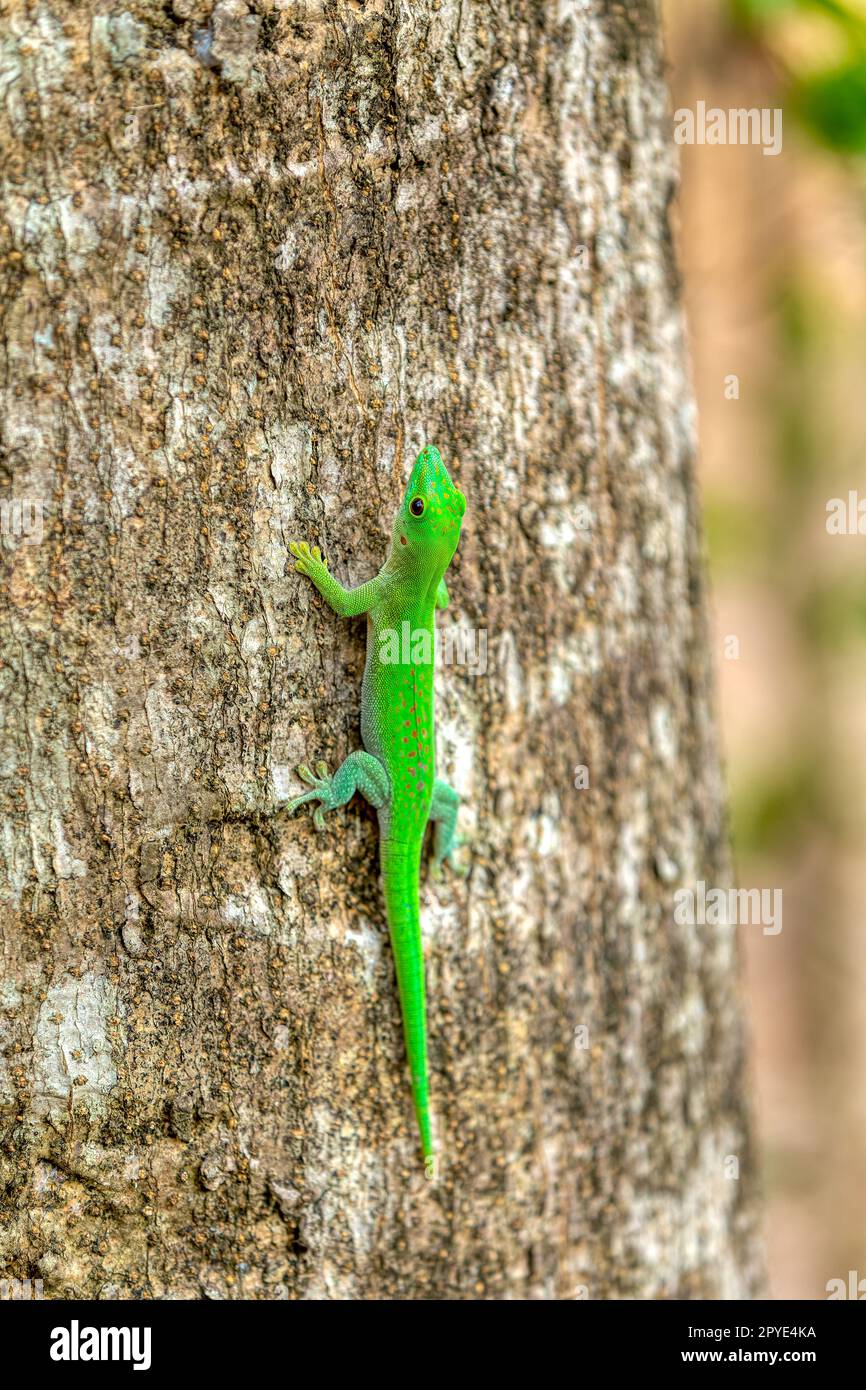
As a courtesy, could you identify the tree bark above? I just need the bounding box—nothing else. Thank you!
[0,0,762,1299]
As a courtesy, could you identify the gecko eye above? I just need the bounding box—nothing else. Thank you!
[409,497,425,517]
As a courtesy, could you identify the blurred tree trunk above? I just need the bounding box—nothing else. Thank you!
[0,0,762,1298]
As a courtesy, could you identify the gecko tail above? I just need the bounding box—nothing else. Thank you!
[380,840,435,1168]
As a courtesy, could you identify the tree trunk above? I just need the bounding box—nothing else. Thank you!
[0,0,762,1299]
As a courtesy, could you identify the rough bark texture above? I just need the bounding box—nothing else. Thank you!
[0,0,762,1299]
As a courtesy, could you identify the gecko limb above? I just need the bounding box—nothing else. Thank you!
[287,751,390,830]
[289,541,381,617]
[428,778,466,877]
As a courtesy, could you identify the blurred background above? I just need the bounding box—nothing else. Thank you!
[663,0,866,1299]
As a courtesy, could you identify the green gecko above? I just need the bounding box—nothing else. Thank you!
[286,445,466,1170]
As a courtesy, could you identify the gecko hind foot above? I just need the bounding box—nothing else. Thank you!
[428,779,469,879]
[286,751,389,830]
[430,834,471,881]
[285,762,333,830]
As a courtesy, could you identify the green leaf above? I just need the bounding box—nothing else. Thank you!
[799,578,866,648]
[795,62,866,153]
[731,0,799,20]
[730,761,824,855]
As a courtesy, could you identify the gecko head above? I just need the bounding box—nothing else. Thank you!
[394,445,466,572]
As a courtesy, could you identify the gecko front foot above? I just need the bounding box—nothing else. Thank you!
[289,540,328,578]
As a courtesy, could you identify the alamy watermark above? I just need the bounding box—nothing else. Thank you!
[378,621,488,675]
[826,491,866,535]
[0,496,43,545]
[674,102,783,157]
[0,1275,43,1299]
[826,1270,866,1299]
[674,880,782,936]
[50,1320,151,1370]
